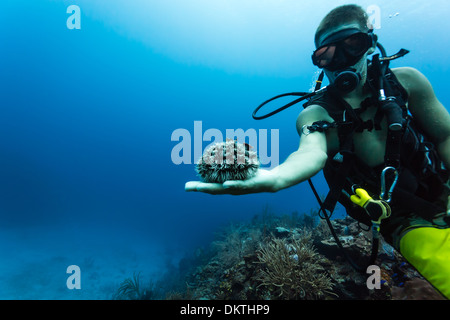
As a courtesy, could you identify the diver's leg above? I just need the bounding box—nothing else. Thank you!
[400,227,450,299]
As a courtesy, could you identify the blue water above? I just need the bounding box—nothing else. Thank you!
[0,0,449,299]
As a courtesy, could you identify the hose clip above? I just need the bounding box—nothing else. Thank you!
[380,167,399,203]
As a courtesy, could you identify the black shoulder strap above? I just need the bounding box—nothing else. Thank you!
[320,87,361,214]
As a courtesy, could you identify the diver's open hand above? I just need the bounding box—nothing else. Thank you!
[185,169,276,195]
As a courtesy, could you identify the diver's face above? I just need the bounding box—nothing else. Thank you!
[316,22,366,48]
[317,22,373,91]
[324,52,369,85]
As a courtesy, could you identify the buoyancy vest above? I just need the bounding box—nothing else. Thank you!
[303,67,449,226]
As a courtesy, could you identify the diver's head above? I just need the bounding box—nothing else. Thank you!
[312,5,378,94]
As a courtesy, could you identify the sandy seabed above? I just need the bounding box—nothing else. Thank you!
[0,223,173,300]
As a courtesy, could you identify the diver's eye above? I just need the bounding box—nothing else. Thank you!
[343,33,370,56]
[313,45,336,68]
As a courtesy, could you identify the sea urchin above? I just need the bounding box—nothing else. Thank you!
[196,139,260,183]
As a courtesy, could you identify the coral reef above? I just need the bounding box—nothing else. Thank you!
[163,209,337,300]
[196,139,260,183]
[113,272,155,300]
[255,232,335,300]
[113,207,444,300]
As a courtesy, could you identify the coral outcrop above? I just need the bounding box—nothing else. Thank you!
[114,207,445,300]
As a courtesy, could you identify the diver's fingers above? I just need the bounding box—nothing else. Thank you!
[185,181,229,194]
[185,180,253,195]
[185,181,202,192]
[222,180,258,195]
[223,178,268,195]
[197,183,230,194]
[185,168,273,195]
[222,180,249,190]
[223,169,272,193]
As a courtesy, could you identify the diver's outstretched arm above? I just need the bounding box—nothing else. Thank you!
[185,105,331,195]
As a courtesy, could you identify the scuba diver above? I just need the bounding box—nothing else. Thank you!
[185,4,450,299]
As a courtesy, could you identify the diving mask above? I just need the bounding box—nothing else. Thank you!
[312,28,377,71]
